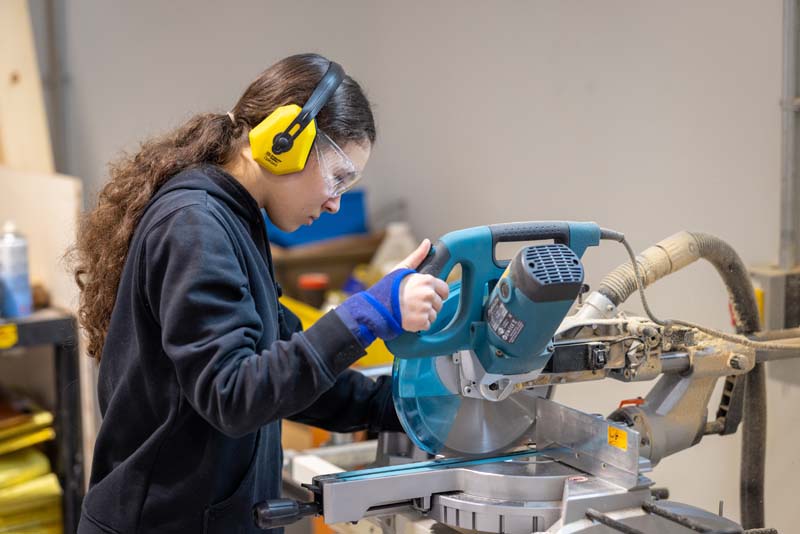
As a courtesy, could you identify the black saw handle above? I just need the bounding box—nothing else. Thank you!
[253,499,319,529]
[488,221,571,247]
[416,241,450,277]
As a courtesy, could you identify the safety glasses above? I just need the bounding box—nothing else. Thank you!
[314,130,362,198]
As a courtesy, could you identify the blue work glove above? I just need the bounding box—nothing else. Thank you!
[335,268,416,346]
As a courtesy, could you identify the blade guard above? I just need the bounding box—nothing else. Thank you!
[386,221,601,359]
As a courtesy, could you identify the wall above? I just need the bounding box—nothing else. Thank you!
[46,0,794,530]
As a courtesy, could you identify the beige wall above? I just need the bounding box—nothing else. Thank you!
[51,0,794,530]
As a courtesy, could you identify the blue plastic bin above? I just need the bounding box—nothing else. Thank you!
[263,189,368,247]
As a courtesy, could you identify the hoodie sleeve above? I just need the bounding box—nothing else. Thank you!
[287,372,403,433]
[142,203,366,438]
[278,301,402,433]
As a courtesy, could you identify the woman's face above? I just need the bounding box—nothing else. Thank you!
[260,138,371,232]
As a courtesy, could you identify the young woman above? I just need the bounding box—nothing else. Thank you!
[72,53,448,534]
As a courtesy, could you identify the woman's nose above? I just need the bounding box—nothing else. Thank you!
[323,196,341,214]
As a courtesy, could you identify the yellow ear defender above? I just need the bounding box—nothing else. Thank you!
[249,62,345,175]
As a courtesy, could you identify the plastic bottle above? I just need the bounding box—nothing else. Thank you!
[0,222,32,318]
[369,222,418,276]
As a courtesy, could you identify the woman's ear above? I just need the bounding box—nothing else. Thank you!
[241,141,255,163]
[240,141,263,174]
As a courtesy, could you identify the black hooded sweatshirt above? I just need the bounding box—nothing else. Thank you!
[77,165,400,534]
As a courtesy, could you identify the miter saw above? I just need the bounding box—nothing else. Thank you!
[256,222,800,533]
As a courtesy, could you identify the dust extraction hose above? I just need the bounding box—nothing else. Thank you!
[597,231,765,529]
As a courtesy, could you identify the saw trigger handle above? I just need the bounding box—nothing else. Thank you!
[417,241,450,277]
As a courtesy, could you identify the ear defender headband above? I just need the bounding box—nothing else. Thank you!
[249,61,345,175]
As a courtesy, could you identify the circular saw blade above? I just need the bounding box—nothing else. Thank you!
[392,355,544,457]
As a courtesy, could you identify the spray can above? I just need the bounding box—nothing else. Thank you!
[0,221,32,318]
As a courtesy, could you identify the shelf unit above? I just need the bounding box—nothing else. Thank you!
[0,308,84,533]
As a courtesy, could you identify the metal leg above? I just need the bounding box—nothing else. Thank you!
[54,318,84,534]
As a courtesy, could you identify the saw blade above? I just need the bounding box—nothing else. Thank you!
[392,354,544,457]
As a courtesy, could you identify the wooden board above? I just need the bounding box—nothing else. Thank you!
[0,0,55,173]
[0,166,98,483]
[0,167,81,311]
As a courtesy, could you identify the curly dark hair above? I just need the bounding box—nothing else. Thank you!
[71,53,376,361]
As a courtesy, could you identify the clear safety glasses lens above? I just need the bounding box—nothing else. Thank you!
[314,131,362,197]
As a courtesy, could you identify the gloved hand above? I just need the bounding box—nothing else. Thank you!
[335,239,450,346]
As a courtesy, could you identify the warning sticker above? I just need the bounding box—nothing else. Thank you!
[486,298,525,344]
[607,426,628,451]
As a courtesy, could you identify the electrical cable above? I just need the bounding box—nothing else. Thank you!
[598,227,772,529]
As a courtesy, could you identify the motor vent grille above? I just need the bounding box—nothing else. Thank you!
[523,244,583,285]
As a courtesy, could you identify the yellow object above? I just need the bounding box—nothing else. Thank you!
[754,286,765,329]
[0,472,61,516]
[0,502,61,533]
[0,448,50,489]
[355,339,394,367]
[0,409,53,442]
[0,324,17,349]
[281,296,394,367]
[350,264,383,288]
[249,104,317,175]
[607,426,628,451]
[4,524,62,534]
[0,428,55,457]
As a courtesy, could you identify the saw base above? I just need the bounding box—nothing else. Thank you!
[310,451,742,534]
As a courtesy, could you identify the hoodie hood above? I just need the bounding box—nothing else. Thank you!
[141,163,273,273]
[152,164,263,226]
